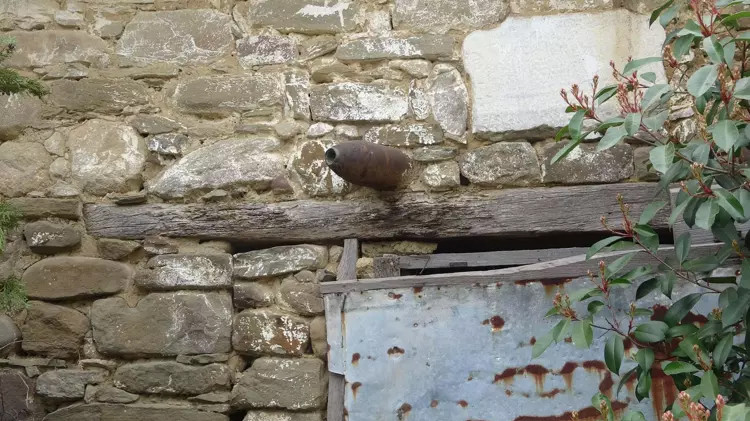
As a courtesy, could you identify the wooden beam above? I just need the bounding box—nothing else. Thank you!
[389,247,589,271]
[84,183,668,244]
[321,243,725,294]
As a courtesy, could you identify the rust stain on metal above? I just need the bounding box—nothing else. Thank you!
[430,400,439,408]
[490,315,505,332]
[529,337,536,345]
[563,337,572,343]
[650,366,678,417]
[513,401,628,421]
[599,373,614,399]
[467,374,474,381]
[525,364,549,393]
[387,346,405,356]
[539,388,564,398]
[388,292,403,300]
[397,403,412,421]
[652,304,708,324]
[458,400,469,408]
[413,286,424,294]
[325,141,412,190]
[505,389,513,396]
[559,362,578,390]
[493,368,518,385]
[351,381,362,399]
[582,360,606,372]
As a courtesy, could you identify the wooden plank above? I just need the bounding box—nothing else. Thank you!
[326,374,346,421]
[84,183,668,244]
[337,239,359,282]
[324,295,346,374]
[391,247,589,271]
[373,255,400,277]
[321,243,725,294]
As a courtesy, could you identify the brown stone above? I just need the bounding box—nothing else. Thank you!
[97,239,141,260]
[0,369,44,421]
[279,279,323,316]
[233,310,310,356]
[23,257,131,300]
[21,301,89,359]
[233,282,274,309]
[43,404,229,421]
[7,198,80,220]
[231,357,327,410]
[114,362,231,395]
[309,316,327,358]
[23,221,81,254]
[50,79,150,114]
[537,142,634,184]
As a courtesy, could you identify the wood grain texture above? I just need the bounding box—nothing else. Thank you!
[322,243,724,294]
[337,239,359,281]
[84,183,668,244]
[390,247,589,271]
[327,374,346,421]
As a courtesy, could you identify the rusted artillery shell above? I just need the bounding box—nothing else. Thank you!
[325,141,412,190]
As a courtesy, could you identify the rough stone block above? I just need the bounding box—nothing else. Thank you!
[463,10,665,140]
[363,124,443,147]
[511,0,612,13]
[148,133,188,156]
[459,142,542,187]
[309,316,327,358]
[310,83,409,122]
[234,282,275,309]
[0,0,57,30]
[421,161,461,191]
[412,146,457,162]
[234,245,328,280]
[7,198,81,220]
[427,64,468,142]
[279,279,324,316]
[23,222,81,254]
[43,404,229,421]
[291,139,352,197]
[233,310,310,356]
[130,115,181,135]
[36,369,107,400]
[0,369,44,421]
[237,36,297,67]
[0,142,52,197]
[21,301,89,359]
[244,412,323,421]
[336,36,454,61]
[23,257,131,300]
[5,30,110,68]
[0,315,20,358]
[173,75,283,117]
[138,254,232,290]
[0,94,41,140]
[89,385,139,403]
[97,239,140,261]
[117,10,233,65]
[634,146,658,181]
[68,120,146,195]
[285,69,311,120]
[91,292,232,357]
[49,79,150,114]
[231,358,327,410]
[114,362,230,395]
[238,0,358,34]
[149,138,284,199]
[393,0,509,33]
[537,142,634,184]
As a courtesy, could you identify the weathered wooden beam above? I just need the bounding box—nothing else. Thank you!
[84,183,668,244]
[389,247,589,271]
[321,243,725,294]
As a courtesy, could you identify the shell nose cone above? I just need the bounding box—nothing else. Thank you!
[324,147,338,167]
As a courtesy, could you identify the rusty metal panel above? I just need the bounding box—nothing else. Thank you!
[335,277,714,421]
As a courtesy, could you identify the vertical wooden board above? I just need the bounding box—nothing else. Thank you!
[327,374,346,421]
[325,294,346,374]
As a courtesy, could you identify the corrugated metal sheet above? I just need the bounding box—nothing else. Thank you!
[332,276,715,421]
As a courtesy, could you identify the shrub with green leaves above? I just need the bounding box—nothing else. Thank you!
[537,0,750,419]
[0,35,47,98]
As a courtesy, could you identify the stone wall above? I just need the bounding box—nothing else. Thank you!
[0,0,673,419]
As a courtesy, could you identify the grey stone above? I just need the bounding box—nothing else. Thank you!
[6,31,110,68]
[393,0,509,33]
[233,310,310,356]
[309,316,326,358]
[0,94,42,140]
[0,315,20,357]
[244,412,323,421]
[336,36,454,62]
[389,59,432,78]
[173,75,283,118]
[114,362,230,395]
[7,198,80,220]
[412,146,458,162]
[421,161,460,191]
[233,282,274,309]
[109,191,147,205]
[176,354,230,365]
[148,133,188,156]
[231,357,327,410]
[0,142,52,197]
[98,239,140,260]
[238,36,297,67]
[91,292,232,357]
[44,404,229,421]
[138,254,232,291]
[310,58,357,83]
[427,65,468,142]
[189,391,230,403]
[409,79,430,120]
[68,120,146,195]
[23,222,81,254]
[54,11,84,27]
[50,78,149,114]
[459,142,542,187]
[285,70,312,120]
[538,142,634,184]
[306,123,334,138]
[36,369,106,400]
[149,138,285,199]
[79,359,118,371]
[634,146,659,181]
[91,386,139,403]
[300,36,338,60]
[143,236,178,256]
[234,245,328,280]
[623,0,664,13]
[21,301,89,359]
[117,10,233,65]
[23,257,131,300]
[363,124,443,147]
[279,279,324,316]
[3,356,66,368]
[238,0,358,34]
[0,0,56,30]
[130,115,181,135]
[511,0,611,13]
[0,369,44,421]
[310,83,409,122]
[362,241,438,257]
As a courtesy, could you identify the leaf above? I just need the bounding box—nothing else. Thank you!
[673,35,695,59]
[596,116,624,133]
[572,320,593,349]
[636,370,652,401]
[622,265,652,281]
[660,271,677,298]
[716,189,745,218]
[703,36,725,64]
[663,361,699,375]
[650,143,675,173]
[634,224,659,252]
[641,84,671,110]
[664,293,702,327]
[635,348,654,371]
[711,120,740,151]
[605,253,635,278]
[554,125,569,142]
[604,335,624,374]
[659,4,679,27]
[551,139,581,164]
[687,64,719,98]
[641,72,657,83]
[587,236,622,259]
[719,287,738,309]
[622,412,647,421]
[636,278,659,300]
[679,334,702,364]
[713,334,733,367]
[667,323,699,338]
[532,330,554,358]
[676,232,691,264]
[633,321,668,343]
[695,199,719,230]
[683,255,720,273]
[644,110,669,131]
[701,370,719,399]
[597,125,628,151]
[649,0,674,25]
[588,300,605,314]
[723,288,750,327]
[669,197,694,226]
[623,113,643,136]
[552,318,571,342]
[569,109,587,140]
[721,11,750,25]
[639,201,667,225]
[733,77,750,100]
[624,57,663,74]
[679,20,704,37]
[691,143,710,164]
[742,260,750,289]
[592,393,615,421]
